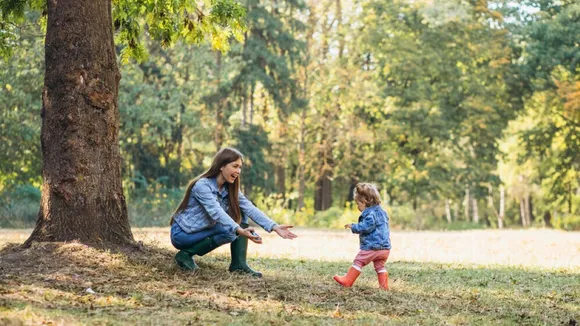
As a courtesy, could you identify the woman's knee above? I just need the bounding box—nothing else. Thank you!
[213,231,238,246]
[223,232,238,243]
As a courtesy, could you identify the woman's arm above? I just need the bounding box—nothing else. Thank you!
[238,192,277,232]
[351,212,376,234]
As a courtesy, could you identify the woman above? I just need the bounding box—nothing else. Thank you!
[170,147,297,277]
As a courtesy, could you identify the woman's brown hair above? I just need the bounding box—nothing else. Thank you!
[170,147,243,225]
[353,183,381,207]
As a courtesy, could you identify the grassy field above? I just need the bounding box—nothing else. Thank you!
[1,228,579,325]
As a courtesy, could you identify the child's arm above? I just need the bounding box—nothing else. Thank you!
[350,212,376,234]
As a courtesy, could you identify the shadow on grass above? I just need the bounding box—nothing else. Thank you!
[0,242,578,325]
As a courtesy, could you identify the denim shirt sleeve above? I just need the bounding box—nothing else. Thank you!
[239,191,278,232]
[351,211,376,235]
[192,179,240,234]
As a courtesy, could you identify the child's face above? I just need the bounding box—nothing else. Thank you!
[354,197,366,212]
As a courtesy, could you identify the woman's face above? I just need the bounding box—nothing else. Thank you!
[221,158,243,183]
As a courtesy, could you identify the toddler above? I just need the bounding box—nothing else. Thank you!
[333,183,391,290]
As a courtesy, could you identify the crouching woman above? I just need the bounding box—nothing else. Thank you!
[170,147,296,277]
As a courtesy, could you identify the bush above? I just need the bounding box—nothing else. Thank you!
[0,185,41,228]
[552,214,580,231]
[127,188,183,227]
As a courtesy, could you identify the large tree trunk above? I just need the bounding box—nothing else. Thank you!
[314,171,332,211]
[25,0,134,246]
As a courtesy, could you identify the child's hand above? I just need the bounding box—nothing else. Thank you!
[344,224,352,229]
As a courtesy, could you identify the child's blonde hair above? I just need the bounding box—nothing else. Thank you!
[354,183,381,207]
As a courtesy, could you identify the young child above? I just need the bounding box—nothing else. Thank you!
[333,183,391,290]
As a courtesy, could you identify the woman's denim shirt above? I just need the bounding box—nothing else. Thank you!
[173,177,277,234]
[351,205,391,250]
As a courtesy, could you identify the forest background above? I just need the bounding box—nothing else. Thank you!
[1,0,579,231]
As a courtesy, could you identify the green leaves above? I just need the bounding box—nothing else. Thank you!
[113,0,246,63]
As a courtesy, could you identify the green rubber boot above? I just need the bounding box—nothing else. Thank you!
[228,224,263,278]
[175,236,218,271]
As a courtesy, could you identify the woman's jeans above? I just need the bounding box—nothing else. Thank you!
[171,222,238,250]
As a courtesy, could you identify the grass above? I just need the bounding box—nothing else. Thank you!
[0,228,579,325]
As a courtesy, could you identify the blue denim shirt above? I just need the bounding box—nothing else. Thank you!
[351,205,391,250]
[173,177,278,234]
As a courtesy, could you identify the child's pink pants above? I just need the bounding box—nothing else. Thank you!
[352,249,390,273]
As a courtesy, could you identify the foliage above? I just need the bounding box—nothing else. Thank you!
[1,0,579,230]
[0,12,43,191]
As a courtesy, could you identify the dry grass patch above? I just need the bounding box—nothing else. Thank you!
[0,228,579,325]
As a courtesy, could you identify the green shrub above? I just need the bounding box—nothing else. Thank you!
[0,185,41,228]
[552,214,580,231]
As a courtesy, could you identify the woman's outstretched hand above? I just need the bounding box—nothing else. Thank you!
[273,225,297,239]
[237,227,263,244]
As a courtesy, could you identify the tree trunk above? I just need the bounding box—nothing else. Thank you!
[25,0,134,246]
[275,164,286,200]
[464,184,470,221]
[543,210,552,228]
[336,0,344,59]
[472,198,479,223]
[314,136,334,211]
[499,185,505,229]
[296,108,306,211]
[241,87,247,128]
[297,5,316,212]
[346,177,358,204]
[445,199,452,223]
[249,83,255,125]
[519,198,528,227]
[524,194,532,226]
[214,51,223,150]
[568,183,573,214]
[487,185,503,229]
[314,172,332,211]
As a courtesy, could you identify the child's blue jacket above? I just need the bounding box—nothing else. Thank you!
[351,205,391,250]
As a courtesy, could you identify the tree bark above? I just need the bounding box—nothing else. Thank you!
[464,184,470,221]
[296,107,306,211]
[214,51,223,150]
[472,198,479,223]
[25,0,134,246]
[275,164,286,200]
[499,185,505,229]
[519,198,528,227]
[445,199,452,223]
[241,87,247,128]
[524,194,532,226]
[314,171,332,211]
[487,185,503,229]
[543,210,552,228]
[249,83,255,125]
